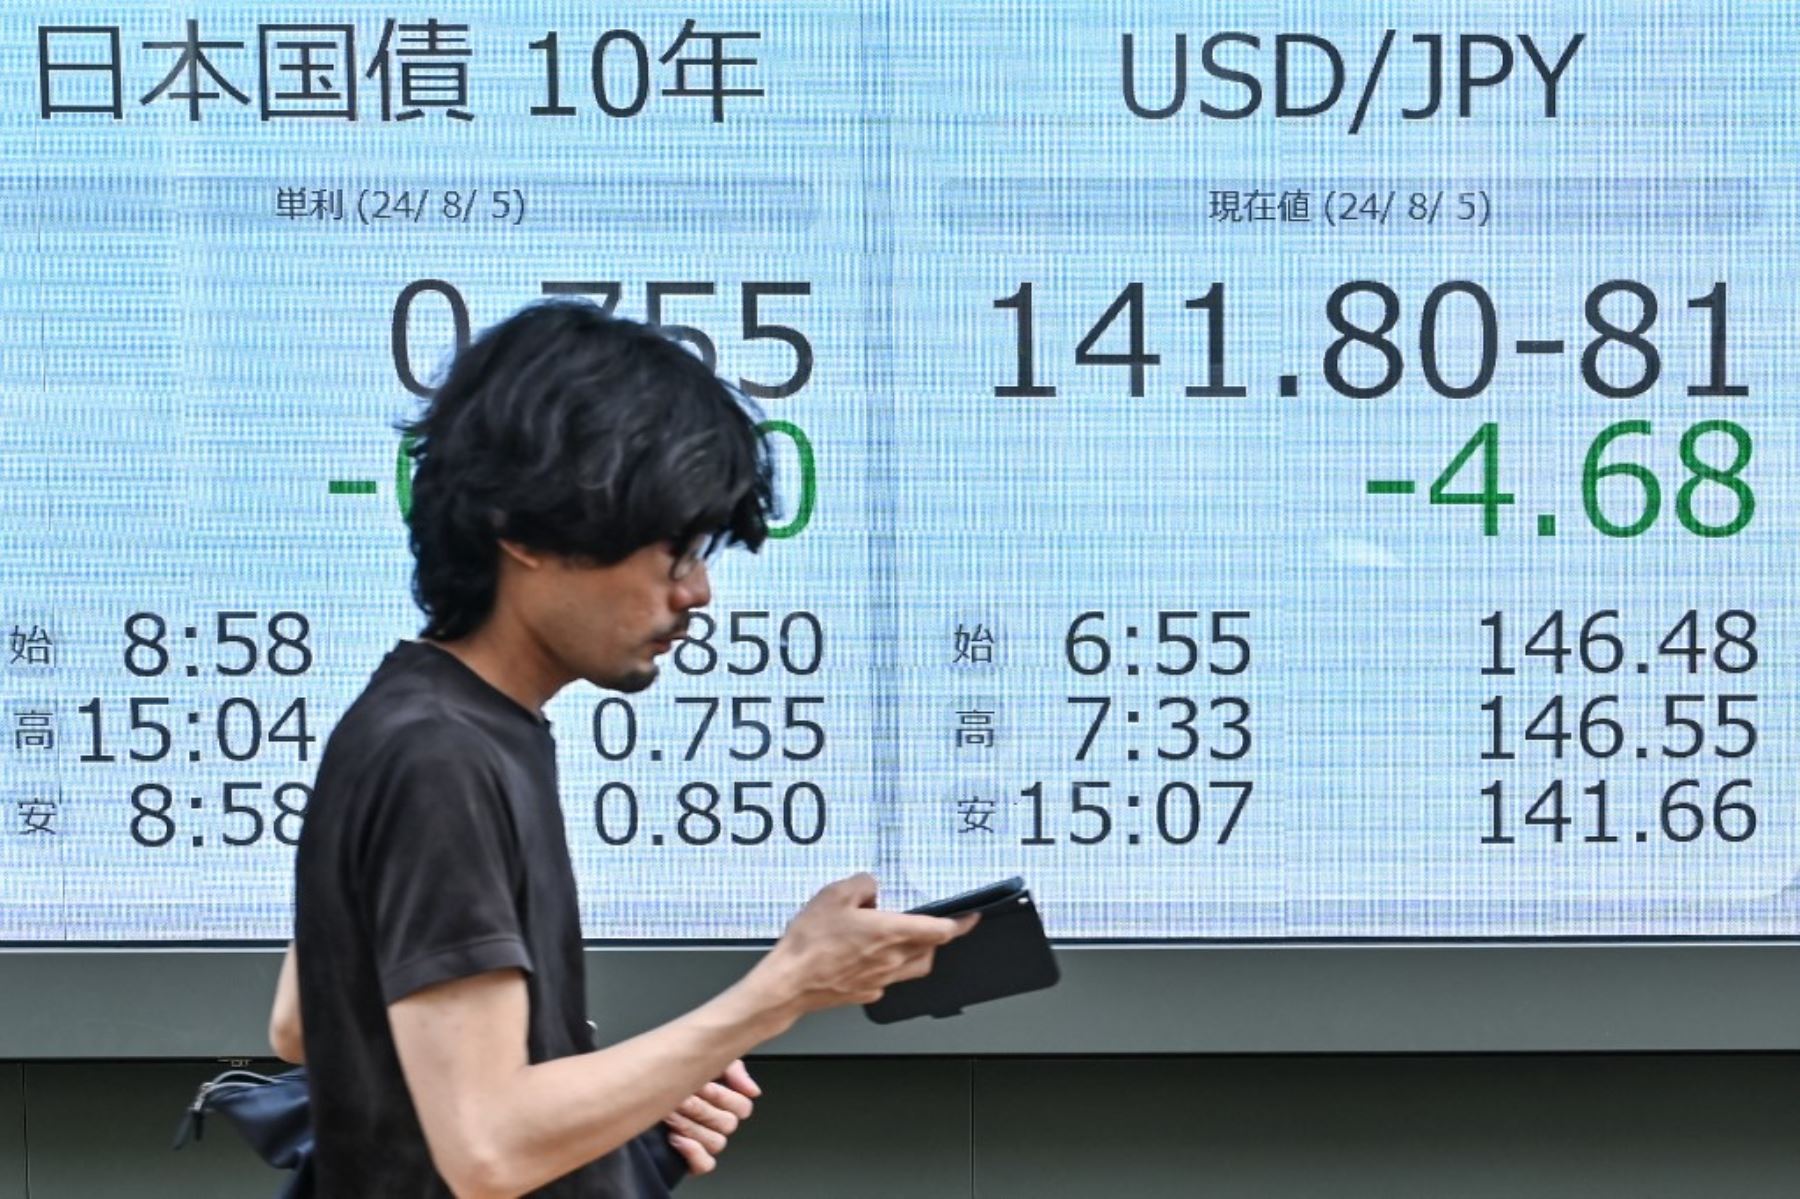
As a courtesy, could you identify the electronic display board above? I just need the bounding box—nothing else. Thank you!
[4,2,1798,944]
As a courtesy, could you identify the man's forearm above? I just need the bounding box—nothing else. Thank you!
[471,974,795,1198]
[269,942,305,1064]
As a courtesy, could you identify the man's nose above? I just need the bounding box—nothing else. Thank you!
[676,557,712,609]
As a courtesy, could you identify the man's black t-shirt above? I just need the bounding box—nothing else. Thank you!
[295,640,685,1196]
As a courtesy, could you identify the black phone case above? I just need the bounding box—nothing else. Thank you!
[864,877,1060,1024]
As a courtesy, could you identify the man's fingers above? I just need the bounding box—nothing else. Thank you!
[825,872,879,908]
[721,1058,762,1099]
[666,1111,729,1156]
[867,913,940,942]
[702,1080,756,1119]
[679,1095,742,1135]
[668,1133,717,1177]
[877,911,974,946]
[894,949,937,982]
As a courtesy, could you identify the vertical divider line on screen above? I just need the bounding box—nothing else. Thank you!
[59,817,69,940]
[34,157,69,944]
[861,0,906,890]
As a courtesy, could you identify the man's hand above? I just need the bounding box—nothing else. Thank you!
[746,873,979,1017]
[662,1059,760,1176]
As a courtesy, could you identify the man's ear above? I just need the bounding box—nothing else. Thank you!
[497,539,543,569]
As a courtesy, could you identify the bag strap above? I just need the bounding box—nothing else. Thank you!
[170,1068,288,1150]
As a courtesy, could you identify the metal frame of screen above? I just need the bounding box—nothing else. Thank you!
[4,943,1800,1058]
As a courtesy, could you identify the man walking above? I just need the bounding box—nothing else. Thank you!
[271,302,972,1196]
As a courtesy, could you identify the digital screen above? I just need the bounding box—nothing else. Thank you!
[4,2,1798,942]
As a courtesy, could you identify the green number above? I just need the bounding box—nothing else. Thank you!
[1676,420,1754,537]
[1429,422,1513,535]
[395,433,417,520]
[759,420,815,539]
[393,424,813,538]
[1582,420,1659,537]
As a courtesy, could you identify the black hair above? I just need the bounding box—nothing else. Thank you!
[400,300,775,640]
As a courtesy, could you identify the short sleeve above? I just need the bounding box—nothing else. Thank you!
[353,726,533,1004]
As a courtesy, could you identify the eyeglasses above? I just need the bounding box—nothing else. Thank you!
[669,534,713,582]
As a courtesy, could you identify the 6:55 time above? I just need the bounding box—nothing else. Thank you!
[1064,610,1251,676]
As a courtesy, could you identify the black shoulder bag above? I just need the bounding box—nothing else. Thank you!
[171,1066,314,1197]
